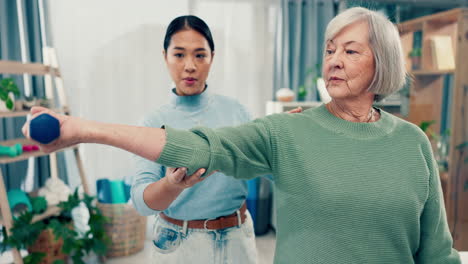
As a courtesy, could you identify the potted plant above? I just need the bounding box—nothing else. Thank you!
[419,120,451,171]
[409,48,422,70]
[297,63,322,101]
[418,120,453,201]
[297,85,307,101]
[1,189,109,264]
[0,78,20,111]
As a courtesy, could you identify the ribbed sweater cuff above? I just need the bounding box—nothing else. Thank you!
[156,126,211,176]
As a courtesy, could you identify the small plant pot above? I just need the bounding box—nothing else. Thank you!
[297,86,307,102]
[411,56,421,70]
[38,98,52,108]
[27,227,69,264]
[14,100,24,111]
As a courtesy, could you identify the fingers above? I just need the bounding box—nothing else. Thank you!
[166,167,210,188]
[30,107,63,124]
[23,107,59,140]
[183,168,206,186]
[169,167,187,183]
[30,106,48,115]
[22,122,29,138]
[287,107,303,114]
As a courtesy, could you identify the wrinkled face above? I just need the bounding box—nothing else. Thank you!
[323,20,375,100]
[164,29,214,96]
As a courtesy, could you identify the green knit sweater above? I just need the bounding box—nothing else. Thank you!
[157,104,460,264]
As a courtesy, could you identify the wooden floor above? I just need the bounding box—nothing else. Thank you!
[107,230,468,264]
[107,230,276,264]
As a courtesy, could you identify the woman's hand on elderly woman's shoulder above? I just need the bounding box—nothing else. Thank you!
[287,107,303,114]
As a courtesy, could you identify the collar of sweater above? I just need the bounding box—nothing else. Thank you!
[312,104,397,139]
[170,86,211,111]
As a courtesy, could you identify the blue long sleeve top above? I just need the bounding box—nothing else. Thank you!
[131,88,251,220]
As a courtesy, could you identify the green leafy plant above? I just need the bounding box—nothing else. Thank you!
[297,63,322,101]
[1,212,45,252]
[53,189,109,264]
[297,85,307,100]
[1,189,109,264]
[419,120,437,137]
[419,120,452,141]
[456,141,468,152]
[30,196,47,214]
[409,48,422,57]
[419,120,451,172]
[409,48,422,70]
[456,141,468,164]
[0,78,20,110]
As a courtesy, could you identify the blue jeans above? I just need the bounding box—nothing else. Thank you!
[151,210,257,264]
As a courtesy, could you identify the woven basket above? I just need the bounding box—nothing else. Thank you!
[27,228,68,264]
[97,202,147,258]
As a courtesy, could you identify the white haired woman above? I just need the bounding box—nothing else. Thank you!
[23,7,461,264]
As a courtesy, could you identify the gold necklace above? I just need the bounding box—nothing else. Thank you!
[366,108,375,123]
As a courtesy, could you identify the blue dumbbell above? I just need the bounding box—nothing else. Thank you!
[29,113,60,144]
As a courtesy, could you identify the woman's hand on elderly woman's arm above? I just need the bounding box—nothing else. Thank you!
[143,167,213,211]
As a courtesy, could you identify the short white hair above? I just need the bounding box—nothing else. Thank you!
[323,7,407,101]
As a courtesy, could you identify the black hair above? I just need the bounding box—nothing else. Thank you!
[163,15,215,52]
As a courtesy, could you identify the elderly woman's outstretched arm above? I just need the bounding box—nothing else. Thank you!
[22,106,275,179]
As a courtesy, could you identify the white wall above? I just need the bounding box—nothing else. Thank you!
[47,0,275,192]
[48,0,189,191]
[193,0,275,117]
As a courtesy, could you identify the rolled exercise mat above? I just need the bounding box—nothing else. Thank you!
[109,180,126,204]
[7,189,32,217]
[123,183,131,203]
[96,179,112,203]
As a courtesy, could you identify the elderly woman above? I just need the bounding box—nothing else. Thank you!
[24,7,460,264]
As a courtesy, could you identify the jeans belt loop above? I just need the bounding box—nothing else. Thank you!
[203,219,210,230]
[182,220,188,235]
[236,209,242,228]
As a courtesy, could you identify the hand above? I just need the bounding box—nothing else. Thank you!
[165,167,212,189]
[287,107,303,114]
[22,106,83,153]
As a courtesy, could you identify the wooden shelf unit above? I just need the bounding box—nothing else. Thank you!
[398,8,468,250]
[0,59,89,264]
[0,60,60,76]
[0,107,65,119]
[411,69,455,76]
